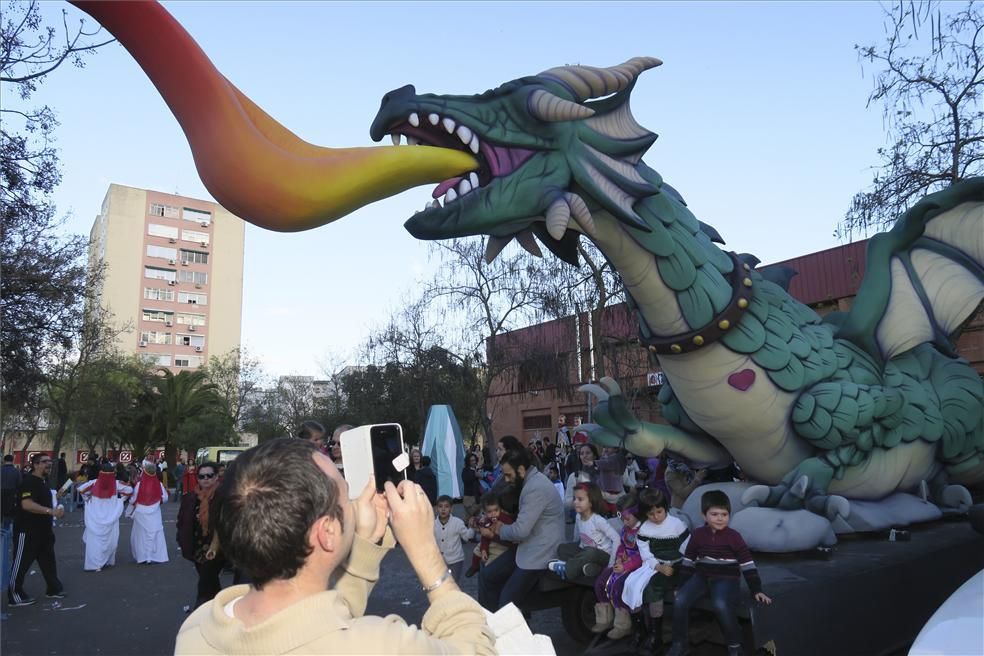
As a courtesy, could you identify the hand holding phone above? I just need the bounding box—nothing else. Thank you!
[340,424,410,497]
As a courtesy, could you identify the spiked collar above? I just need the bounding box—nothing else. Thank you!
[641,252,754,356]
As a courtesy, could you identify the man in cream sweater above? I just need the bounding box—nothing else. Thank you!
[175,438,495,655]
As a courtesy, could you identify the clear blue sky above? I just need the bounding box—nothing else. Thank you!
[21,1,894,378]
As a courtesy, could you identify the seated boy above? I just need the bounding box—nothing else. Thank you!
[666,490,772,656]
[465,492,514,578]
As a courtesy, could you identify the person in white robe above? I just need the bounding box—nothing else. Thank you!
[126,461,169,564]
[77,464,133,571]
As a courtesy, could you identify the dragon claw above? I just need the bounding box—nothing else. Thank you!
[741,485,772,507]
[577,383,610,402]
[941,485,972,513]
[790,475,810,500]
[824,495,851,521]
[598,376,623,397]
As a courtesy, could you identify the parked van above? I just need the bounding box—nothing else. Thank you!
[195,446,249,466]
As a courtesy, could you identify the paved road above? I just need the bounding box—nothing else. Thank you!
[1,500,585,656]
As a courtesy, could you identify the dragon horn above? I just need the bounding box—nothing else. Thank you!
[528,89,595,122]
[70,1,476,232]
[539,56,663,102]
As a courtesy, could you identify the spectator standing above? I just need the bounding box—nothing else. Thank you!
[564,444,601,511]
[177,461,223,609]
[416,456,438,506]
[55,453,68,491]
[664,459,707,509]
[84,454,100,482]
[597,447,627,505]
[2,454,23,597]
[8,453,65,606]
[461,453,482,521]
[434,496,474,582]
[174,459,187,502]
[297,420,327,453]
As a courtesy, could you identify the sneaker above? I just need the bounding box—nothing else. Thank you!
[546,560,567,580]
[8,595,35,607]
[582,562,602,577]
[45,591,66,599]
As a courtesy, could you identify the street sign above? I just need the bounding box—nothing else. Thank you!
[77,451,89,464]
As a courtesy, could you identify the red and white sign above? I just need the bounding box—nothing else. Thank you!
[118,451,133,463]
[77,451,89,464]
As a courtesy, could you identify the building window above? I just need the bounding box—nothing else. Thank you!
[144,287,175,302]
[177,291,207,305]
[144,266,176,281]
[149,203,180,218]
[181,229,208,244]
[182,208,211,225]
[147,244,178,260]
[521,414,552,431]
[142,309,174,323]
[175,312,206,326]
[174,355,204,368]
[179,270,207,285]
[139,353,172,367]
[179,249,208,265]
[148,223,179,239]
[176,333,205,347]
[139,331,172,345]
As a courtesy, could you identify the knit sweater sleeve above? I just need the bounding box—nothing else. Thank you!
[678,527,700,584]
[333,528,395,618]
[733,531,764,595]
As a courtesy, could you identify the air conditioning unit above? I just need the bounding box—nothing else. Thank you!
[201,241,208,248]
[189,325,197,331]
[195,284,202,289]
[181,260,189,266]
[168,259,176,265]
[168,238,177,244]
[200,221,209,228]
[139,341,148,348]
[188,299,196,304]
[195,346,203,352]
[165,320,173,327]
[167,280,176,286]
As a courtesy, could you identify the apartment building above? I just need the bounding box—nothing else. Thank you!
[88,184,245,372]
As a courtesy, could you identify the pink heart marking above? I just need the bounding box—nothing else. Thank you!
[727,369,756,391]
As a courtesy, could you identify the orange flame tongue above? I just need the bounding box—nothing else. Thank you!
[71,1,477,232]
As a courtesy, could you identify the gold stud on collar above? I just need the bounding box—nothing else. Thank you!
[738,298,749,309]
[692,336,704,346]
[718,319,730,330]
[743,277,753,287]
[670,344,682,354]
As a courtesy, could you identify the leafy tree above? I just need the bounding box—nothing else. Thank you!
[1,1,113,412]
[201,347,265,430]
[842,0,983,236]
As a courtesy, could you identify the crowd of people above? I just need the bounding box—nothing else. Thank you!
[1,417,767,655]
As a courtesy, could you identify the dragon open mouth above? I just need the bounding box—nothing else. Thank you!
[381,111,536,213]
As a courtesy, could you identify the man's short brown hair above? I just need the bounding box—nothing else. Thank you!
[215,439,343,589]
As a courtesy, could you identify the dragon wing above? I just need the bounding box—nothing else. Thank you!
[836,177,984,365]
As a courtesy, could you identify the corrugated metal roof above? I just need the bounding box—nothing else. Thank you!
[759,240,868,306]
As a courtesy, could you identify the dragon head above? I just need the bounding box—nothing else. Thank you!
[370,57,663,264]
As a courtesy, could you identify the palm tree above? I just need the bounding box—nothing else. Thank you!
[149,369,224,464]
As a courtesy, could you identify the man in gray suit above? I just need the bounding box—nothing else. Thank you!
[478,448,564,611]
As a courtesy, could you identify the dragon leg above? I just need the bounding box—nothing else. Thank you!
[743,456,851,520]
[579,377,731,469]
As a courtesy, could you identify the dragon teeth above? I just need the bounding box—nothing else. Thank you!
[442,117,456,134]
[428,199,440,210]
[408,112,420,127]
[469,172,479,188]
[458,179,472,196]
[456,125,472,146]
[428,113,440,126]
[390,134,402,146]
[445,187,458,203]
[407,136,420,146]
[469,135,479,154]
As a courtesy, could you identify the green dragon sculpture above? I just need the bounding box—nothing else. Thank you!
[369,57,984,550]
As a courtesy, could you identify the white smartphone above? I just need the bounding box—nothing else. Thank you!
[339,423,410,498]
